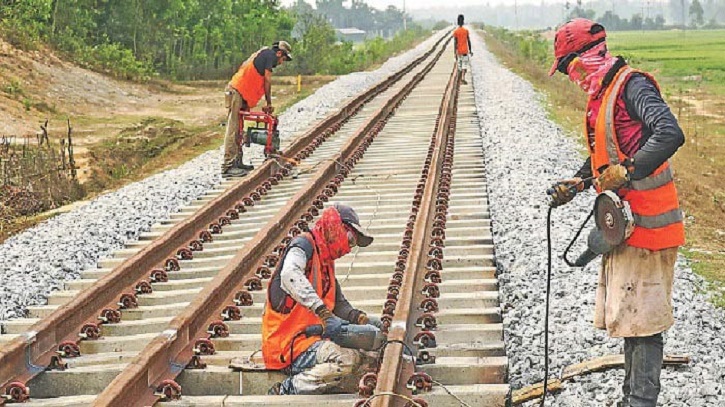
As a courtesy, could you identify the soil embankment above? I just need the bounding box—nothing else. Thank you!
[0,38,332,240]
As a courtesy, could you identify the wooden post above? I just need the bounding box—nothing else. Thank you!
[40,119,49,147]
[67,119,76,180]
[297,74,302,93]
[60,139,67,170]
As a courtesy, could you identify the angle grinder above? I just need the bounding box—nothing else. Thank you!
[559,189,636,267]
[304,323,387,351]
[594,190,635,246]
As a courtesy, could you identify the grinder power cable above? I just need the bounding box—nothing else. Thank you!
[539,170,636,405]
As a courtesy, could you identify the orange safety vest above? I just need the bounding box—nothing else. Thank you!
[262,233,337,370]
[453,27,470,55]
[587,66,685,251]
[229,48,267,108]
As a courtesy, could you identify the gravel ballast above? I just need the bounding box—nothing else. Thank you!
[469,31,724,406]
[0,31,446,321]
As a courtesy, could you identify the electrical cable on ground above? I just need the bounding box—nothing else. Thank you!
[540,206,554,407]
[342,179,381,284]
[375,339,415,366]
[431,379,472,407]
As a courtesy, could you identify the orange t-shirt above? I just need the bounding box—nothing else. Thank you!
[453,27,470,55]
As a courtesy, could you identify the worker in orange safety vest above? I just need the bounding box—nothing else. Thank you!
[222,41,292,177]
[548,19,685,407]
[452,14,472,84]
[259,203,380,395]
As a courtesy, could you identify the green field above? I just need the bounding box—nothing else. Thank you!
[607,30,725,94]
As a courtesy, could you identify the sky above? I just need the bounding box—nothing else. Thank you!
[280,0,547,10]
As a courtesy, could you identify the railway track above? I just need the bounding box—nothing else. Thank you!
[0,33,508,406]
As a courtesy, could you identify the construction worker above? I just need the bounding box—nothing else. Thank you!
[452,14,472,84]
[222,41,292,177]
[260,203,380,395]
[548,19,685,407]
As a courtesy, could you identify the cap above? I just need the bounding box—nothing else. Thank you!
[549,18,606,76]
[333,203,374,247]
[274,40,293,61]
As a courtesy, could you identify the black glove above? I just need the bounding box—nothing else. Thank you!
[315,305,344,339]
[548,178,583,207]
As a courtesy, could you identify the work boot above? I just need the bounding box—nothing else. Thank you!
[461,78,468,85]
[237,162,254,171]
[222,167,248,178]
[267,382,282,395]
[624,334,663,407]
[233,155,254,171]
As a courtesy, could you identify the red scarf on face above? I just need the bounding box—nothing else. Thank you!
[567,42,617,96]
[311,207,351,263]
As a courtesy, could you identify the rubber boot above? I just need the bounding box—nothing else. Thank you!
[622,333,664,407]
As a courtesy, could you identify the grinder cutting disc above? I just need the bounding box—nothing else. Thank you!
[594,191,635,247]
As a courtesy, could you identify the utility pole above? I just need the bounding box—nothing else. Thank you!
[403,0,407,31]
[515,0,519,30]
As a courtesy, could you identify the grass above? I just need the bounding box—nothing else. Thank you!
[482,28,725,306]
[607,30,725,90]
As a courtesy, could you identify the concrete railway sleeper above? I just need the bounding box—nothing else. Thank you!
[0,34,450,404]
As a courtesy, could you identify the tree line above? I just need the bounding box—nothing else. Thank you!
[0,0,424,80]
[412,0,725,31]
[567,0,717,30]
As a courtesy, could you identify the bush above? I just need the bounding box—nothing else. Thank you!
[485,26,552,66]
[88,43,153,81]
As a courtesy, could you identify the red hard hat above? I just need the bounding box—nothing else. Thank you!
[549,18,606,76]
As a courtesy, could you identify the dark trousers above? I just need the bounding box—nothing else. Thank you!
[621,333,664,407]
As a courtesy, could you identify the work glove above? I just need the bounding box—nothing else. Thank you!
[596,164,629,191]
[315,305,344,339]
[367,315,383,330]
[262,104,274,114]
[348,309,367,325]
[352,311,383,329]
[548,177,583,207]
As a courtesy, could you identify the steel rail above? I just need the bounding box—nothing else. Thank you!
[0,33,450,402]
[370,60,460,407]
[94,38,452,406]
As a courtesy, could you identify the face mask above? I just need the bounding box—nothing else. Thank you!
[567,56,590,92]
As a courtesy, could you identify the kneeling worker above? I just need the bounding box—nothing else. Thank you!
[223,41,292,177]
[262,203,380,395]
